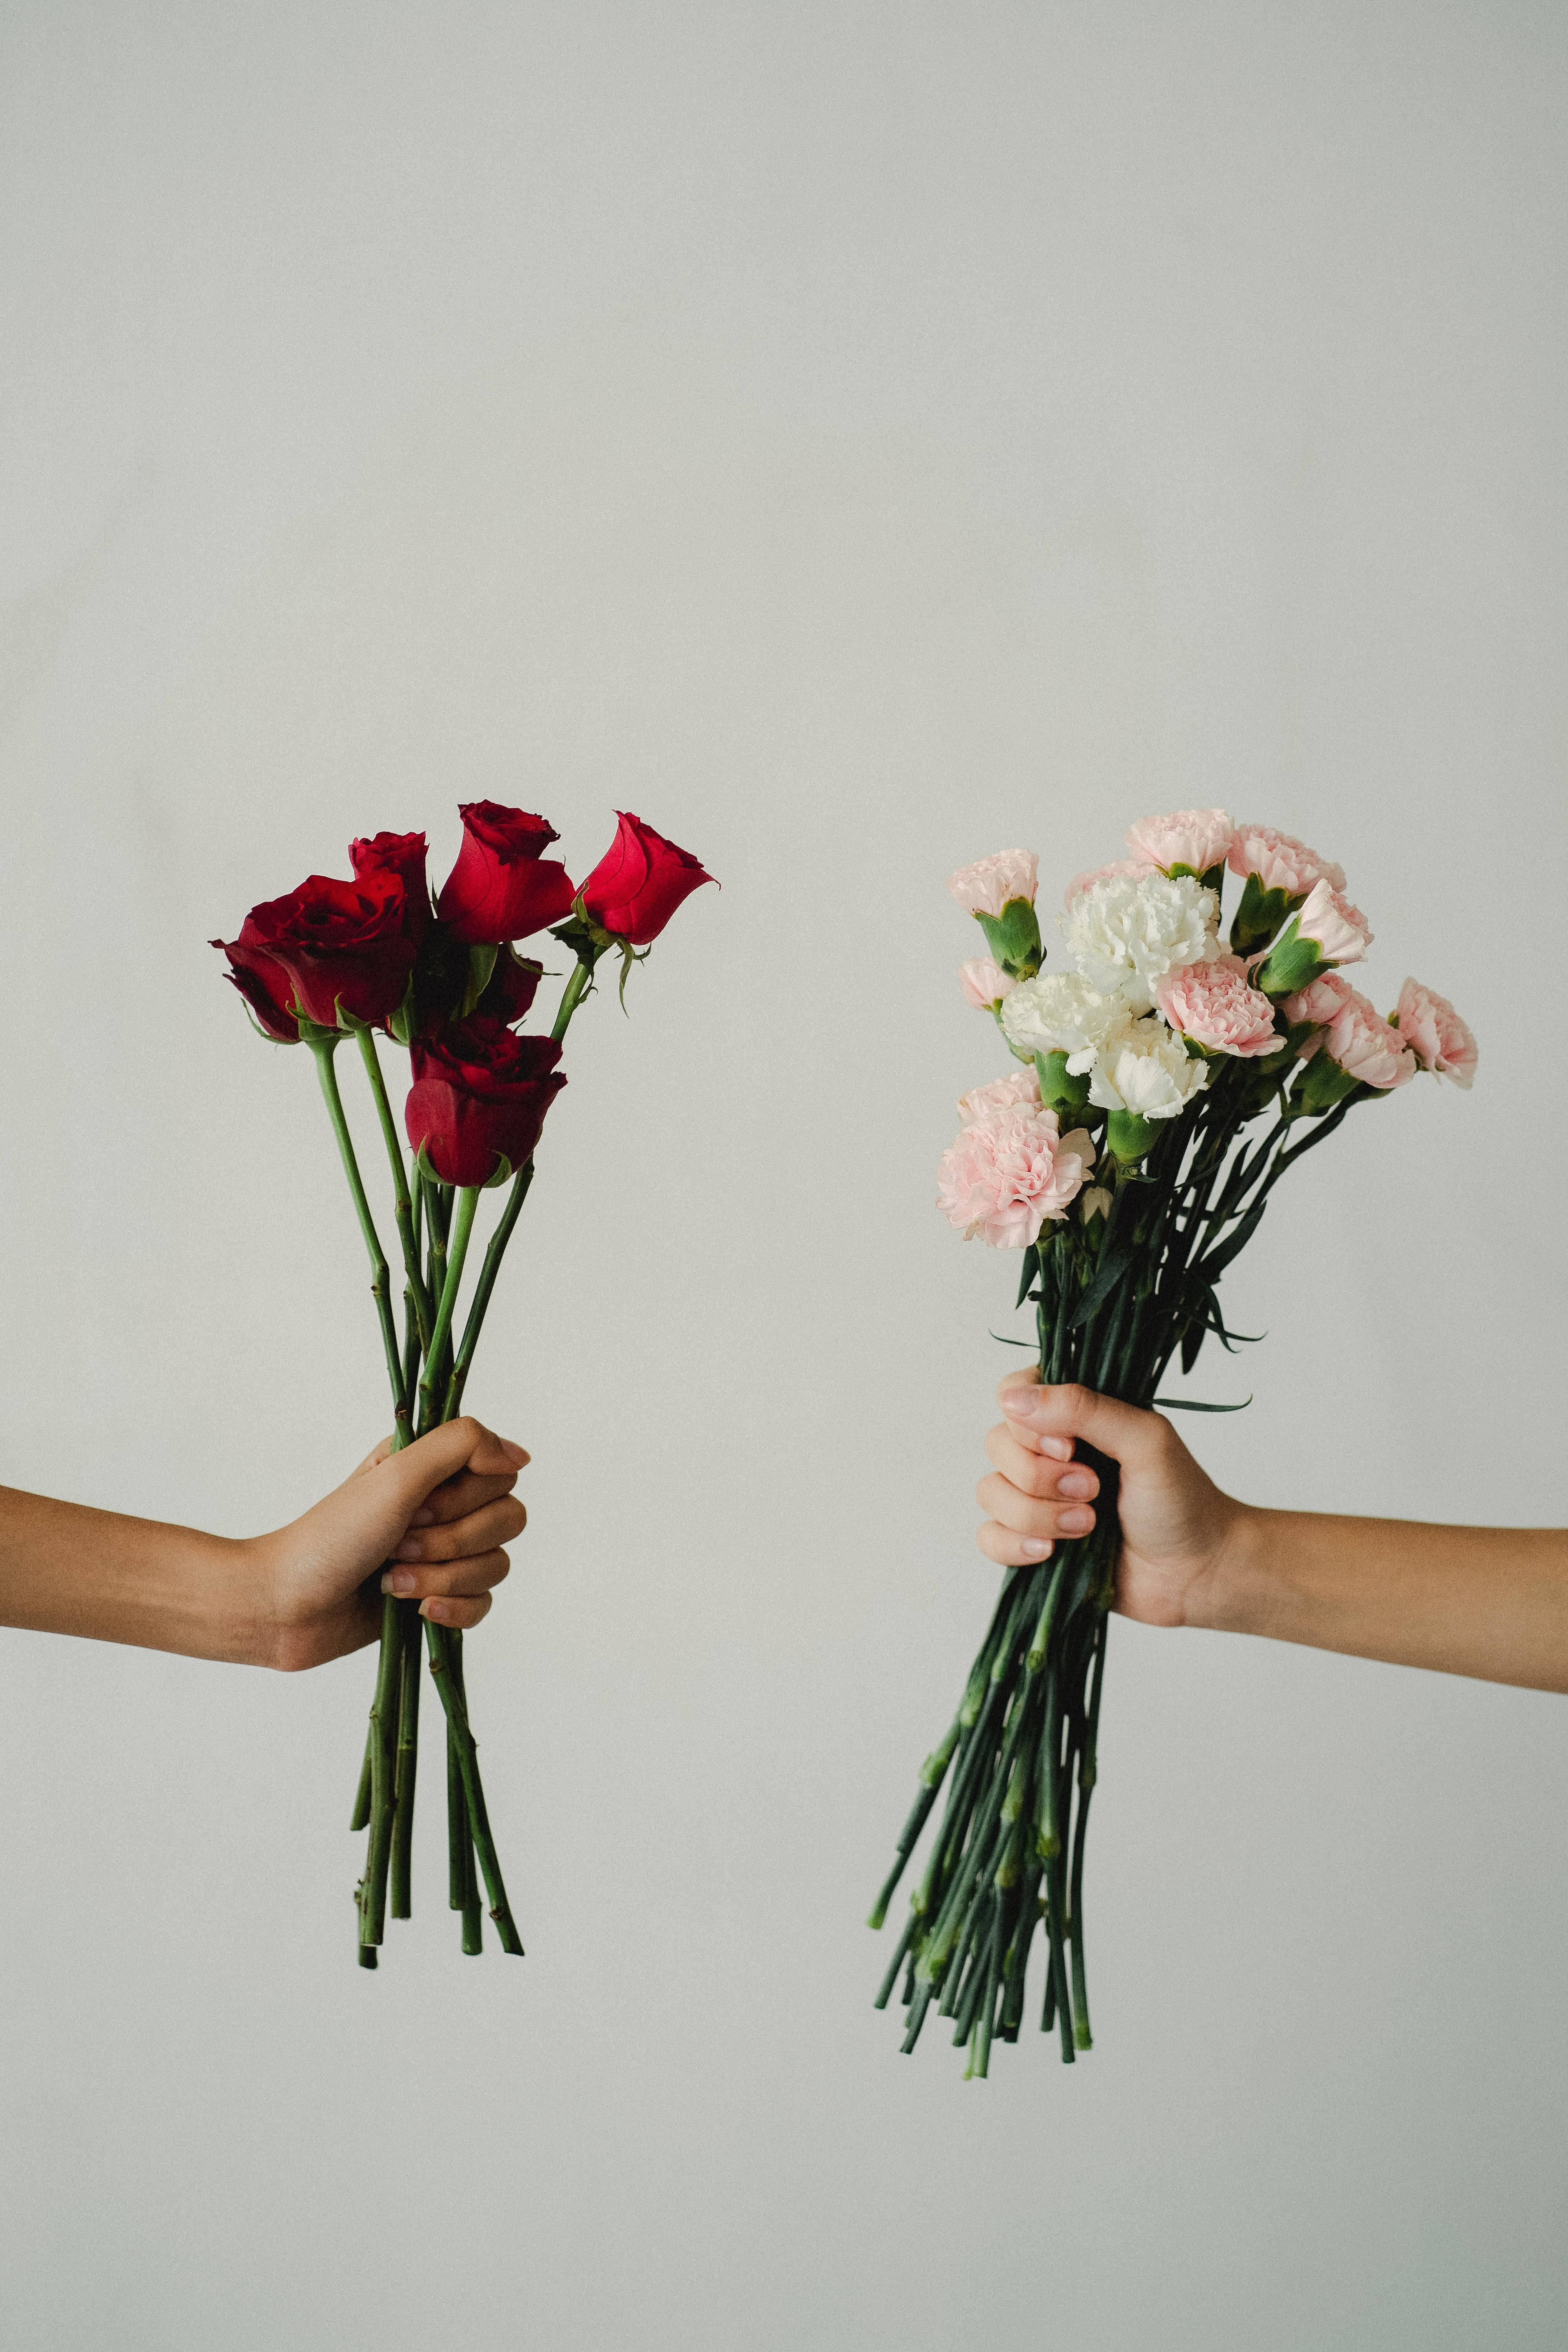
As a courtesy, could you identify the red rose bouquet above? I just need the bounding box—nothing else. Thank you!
[871,812,1476,2073]
[216,806,713,1965]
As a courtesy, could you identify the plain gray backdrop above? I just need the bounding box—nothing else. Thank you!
[2,5,1565,2348]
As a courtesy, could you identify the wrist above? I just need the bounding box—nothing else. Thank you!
[1182,1497,1272,1636]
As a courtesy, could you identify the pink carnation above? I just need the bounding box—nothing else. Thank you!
[1228,824,1347,897]
[1063,856,1155,905]
[1125,807,1236,876]
[1396,978,1477,1089]
[959,956,1016,1012]
[936,1102,1088,1248]
[957,1067,1041,1119]
[1281,971,1356,1028]
[1321,988,1416,1090]
[1155,954,1280,1058]
[1294,875,1372,967]
[946,848,1038,918]
[1281,970,1354,1059]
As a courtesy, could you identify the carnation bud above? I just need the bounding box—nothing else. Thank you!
[1106,1109,1158,1163]
[1034,1050,1091,1116]
[975,897,1043,978]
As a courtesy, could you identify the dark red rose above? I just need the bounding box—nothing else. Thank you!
[351,830,431,945]
[405,1016,566,1186]
[579,812,713,946]
[475,948,544,1026]
[211,924,301,1042]
[435,802,577,944]
[233,872,418,1030]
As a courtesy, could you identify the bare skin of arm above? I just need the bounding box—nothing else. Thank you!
[977,1373,1568,1695]
[0,1416,530,1672]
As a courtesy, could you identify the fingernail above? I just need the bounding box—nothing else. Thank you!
[411,1508,435,1527]
[395,1535,421,1561]
[501,1441,529,1465]
[382,1568,417,1595]
[1058,1471,1095,1499]
[1038,1437,1072,1461]
[420,1599,449,1623]
[1021,1537,1052,1559]
[1002,1390,1041,1419]
[1059,1506,1095,1534]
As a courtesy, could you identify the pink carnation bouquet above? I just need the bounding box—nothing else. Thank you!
[874,812,1475,2074]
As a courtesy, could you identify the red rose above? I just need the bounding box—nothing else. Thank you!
[229,872,419,1031]
[351,830,431,945]
[405,1016,566,1187]
[475,948,544,1026]
[436,802,577,944]
[212,924,301,1042]
[579,811,713,946]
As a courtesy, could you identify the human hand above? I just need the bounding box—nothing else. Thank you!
[977,1373,1248,1629]
[249,1417,529,1671]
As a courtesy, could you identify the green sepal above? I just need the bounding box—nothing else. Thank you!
[296,1010,342,1050]
[1230,873,1304,958]
[1106,1109,1158,1163]
[459,945,498,1018]
[240,1004,301,1046]
[1166,859,1226,895]
[1292,1052,1360,1116]
[974,897,1042,977]
[481,1149,516,1191]
[1254,917,1328,999]
[1035,1049,1090,1115]
[412,1142,450,1191]
[386,967,419,1047]
[550,895,646,1007]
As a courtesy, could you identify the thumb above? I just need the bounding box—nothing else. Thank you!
[998,1377,1167,1471]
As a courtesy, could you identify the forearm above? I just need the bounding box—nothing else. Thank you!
[0,1486,273,1666]
[1198,1505,1568,1692]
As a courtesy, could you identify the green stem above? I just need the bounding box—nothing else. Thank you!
[390,1597,423,1920]
[424,1620,523,1954]
[417,1187,479,1436]
[442,1164,535,1422]
[357,1027,433,1351]
[550,953,598,1042]
[311,1042,410,1444]
[360,1591,401,1947]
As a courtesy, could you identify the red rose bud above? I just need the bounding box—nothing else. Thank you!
[579,811,713,946]
[436,801,577,944]
[350,830,431,944]
[475,947,545,1025]
[236,871,419,1031]
[405,1016,566,1187]
[212,927,301,1042]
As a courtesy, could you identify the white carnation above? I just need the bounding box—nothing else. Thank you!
[1061,871,1220,1012]
[999,972,1124,1074]
[1088,1013,1210,1120]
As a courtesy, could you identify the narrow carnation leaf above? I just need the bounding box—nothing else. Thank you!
[1069,1244,1133,1329]
[1152,1394,1254,1412]
[1013,1243,1039,1312]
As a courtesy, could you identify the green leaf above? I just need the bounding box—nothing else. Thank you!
[1013,1243,1039,1311]
[1152,1395,1254,1412]
[1070,1243,1133,1328]
[1193,1198,1268,1282]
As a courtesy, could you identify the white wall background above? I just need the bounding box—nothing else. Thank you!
[2,6,1564,2347]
